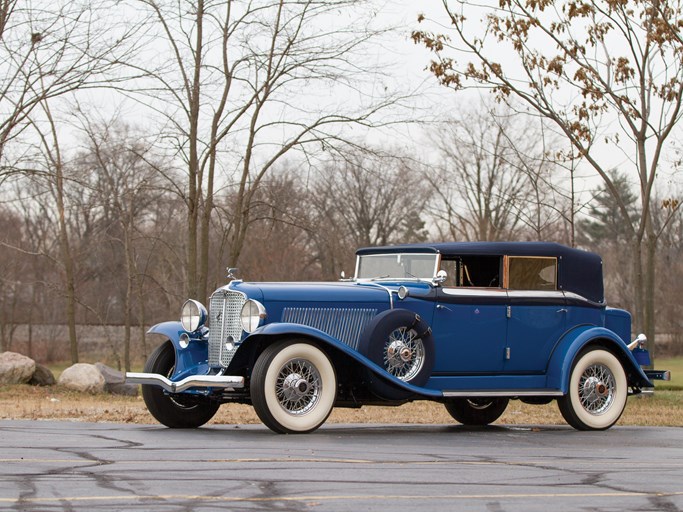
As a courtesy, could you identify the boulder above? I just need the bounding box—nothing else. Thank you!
[29,363,56,386]
[0,352,36,385]
[58,363,106,393]
[95,362,138,396]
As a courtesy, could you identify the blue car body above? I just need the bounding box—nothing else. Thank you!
[128,241,668,433]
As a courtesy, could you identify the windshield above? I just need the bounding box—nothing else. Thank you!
[355,253,439,280]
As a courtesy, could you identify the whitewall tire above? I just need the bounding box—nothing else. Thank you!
[558,348,628,431]
[251,340,337,434]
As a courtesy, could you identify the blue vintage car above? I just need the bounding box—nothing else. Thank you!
[126,242,670,433]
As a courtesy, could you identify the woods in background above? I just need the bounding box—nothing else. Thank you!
[1,0,681,366]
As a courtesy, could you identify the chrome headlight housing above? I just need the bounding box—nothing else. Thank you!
[180,299,207,332]
[240,300,267,333]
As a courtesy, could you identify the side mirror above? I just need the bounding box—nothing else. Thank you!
[433,269,447,285]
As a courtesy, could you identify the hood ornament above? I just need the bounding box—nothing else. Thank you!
[226,267,240,281]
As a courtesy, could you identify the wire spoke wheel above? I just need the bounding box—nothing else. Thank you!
[558,348,628,431]
[383,327,425,381]
[252,340,336,434]
[578,363,616,414]
[275,358,322,415]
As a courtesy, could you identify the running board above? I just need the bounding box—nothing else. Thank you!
[125,372,245,393]
[442,389,563,398]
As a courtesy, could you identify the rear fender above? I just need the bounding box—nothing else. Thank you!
[547,325,653,393]
[232,322,442,399]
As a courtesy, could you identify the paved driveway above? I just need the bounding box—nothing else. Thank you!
[1,420,682,511]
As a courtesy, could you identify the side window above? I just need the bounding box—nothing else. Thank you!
[439,259,459,287]
[507,257,557,290]
[440,256,501,288]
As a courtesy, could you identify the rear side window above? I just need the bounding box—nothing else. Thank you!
[507,257,557,290]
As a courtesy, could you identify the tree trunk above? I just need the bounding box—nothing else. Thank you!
[123,236,133,372]
[644,234,657,363]
[631,237,645,338]
[55,165,79,364]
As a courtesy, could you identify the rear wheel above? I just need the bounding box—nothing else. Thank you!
[251,340,336,434]
[444,397,509,425]
[141,341,219,428]
[558,348,627,431]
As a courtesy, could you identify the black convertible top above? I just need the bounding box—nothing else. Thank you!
[356,242,604,304]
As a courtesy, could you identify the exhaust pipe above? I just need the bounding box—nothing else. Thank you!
[125,372,244,393]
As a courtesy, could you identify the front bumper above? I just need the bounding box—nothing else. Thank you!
[125,372,245,393]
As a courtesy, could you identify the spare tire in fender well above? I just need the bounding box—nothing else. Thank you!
[358,308,435,388]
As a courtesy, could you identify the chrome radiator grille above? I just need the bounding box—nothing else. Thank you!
[208,289,247,368]
[282,307,377,350]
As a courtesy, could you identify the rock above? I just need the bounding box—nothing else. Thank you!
[107,381,139,396]
[58,363,106,393]
[0,352,36,385]
[29,363,56,386]
[95,362,138,396]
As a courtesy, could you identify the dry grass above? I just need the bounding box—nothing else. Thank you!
[1,384,681,427]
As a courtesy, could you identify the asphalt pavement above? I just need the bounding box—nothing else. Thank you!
[1,419,682,511]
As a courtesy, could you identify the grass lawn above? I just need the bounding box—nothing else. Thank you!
[0,355,674,427]
[657,357,683,389]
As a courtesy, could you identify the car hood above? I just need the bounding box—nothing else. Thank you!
[220,281,394,304]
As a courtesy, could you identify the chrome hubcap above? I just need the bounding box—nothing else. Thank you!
[579,364,616,415]
[276,358,321,415]
[384,327,425,381]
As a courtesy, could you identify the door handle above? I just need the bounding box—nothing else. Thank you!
[557,308,568,313]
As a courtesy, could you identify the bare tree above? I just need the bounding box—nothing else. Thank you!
[307,148,430,279]
[0,0,142,176]
[125,0,408,300]
[414,0,683,354]
[73,117,166,370]
[428,101,566,241]
[0,206,25,352]
[231,171,320,281]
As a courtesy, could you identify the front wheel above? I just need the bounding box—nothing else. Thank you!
[141,341,220,428]
[444,397,509,425]
[251,340,337,434]
[557,348,628,431]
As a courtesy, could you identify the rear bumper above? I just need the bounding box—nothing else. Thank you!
[644,369,671,381]
[125,372,245,393]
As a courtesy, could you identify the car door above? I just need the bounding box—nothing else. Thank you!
[503,256,567,373]
[503,291,567,372]
[431,287,508,374]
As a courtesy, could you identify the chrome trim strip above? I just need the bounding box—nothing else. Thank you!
[125,372,245,392]
[563,291,606,306]
[357,282,394,308]
[507,290,565,299]
[442,390,563,398]
[441,288,507,297]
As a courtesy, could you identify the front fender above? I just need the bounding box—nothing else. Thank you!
[547,325,653,392]
[234,322,442,399]
[147,321,210,380]
[147,321,187,348]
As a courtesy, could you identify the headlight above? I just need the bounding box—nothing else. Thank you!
[180,299,207,332]
[240,300,266,333]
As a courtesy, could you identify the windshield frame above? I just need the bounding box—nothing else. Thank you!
[354,252,441,282]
